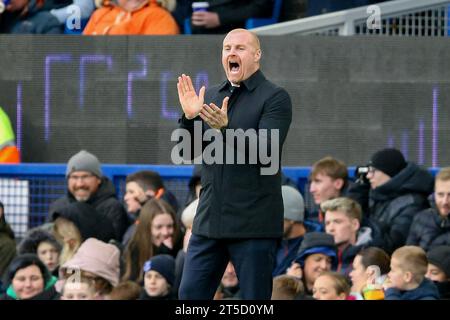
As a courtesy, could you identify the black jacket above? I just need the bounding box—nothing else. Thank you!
[407,205,450,251]
[138,289,177,300]
[51,201,117,243]
[49,177,129,242]
[179,70,292,238]
[350,162,433,254]
[0,214,16,281]
[190,0,273,34]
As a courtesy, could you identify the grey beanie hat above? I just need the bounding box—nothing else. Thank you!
[66,150,102,178]
[282,185,305,223]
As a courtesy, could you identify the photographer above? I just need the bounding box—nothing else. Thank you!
[348,148,433,254]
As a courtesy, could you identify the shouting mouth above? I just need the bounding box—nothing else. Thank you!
[229,60,240,74]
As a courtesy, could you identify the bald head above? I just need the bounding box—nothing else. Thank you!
[225,28,261,51]
[222,29,262,84]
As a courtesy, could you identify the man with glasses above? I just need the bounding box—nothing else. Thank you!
[49,150,129,242]
[349,148,433,254]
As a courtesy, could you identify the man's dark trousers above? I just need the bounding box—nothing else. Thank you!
[179,234,278,300]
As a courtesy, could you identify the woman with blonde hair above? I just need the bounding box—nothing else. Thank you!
[122,198,182,283]
[53,217,82,266]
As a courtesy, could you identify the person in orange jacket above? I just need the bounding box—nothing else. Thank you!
[83,0,179,35]
[0,107,20,163]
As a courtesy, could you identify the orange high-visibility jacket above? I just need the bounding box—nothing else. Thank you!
[83,0,179,35]
[0,146,20,163]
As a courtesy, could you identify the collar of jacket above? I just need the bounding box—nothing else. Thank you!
[218,69,265,93]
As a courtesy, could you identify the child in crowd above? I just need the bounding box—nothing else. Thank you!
[59,238,120,299]
[271,275,304,300]
[426,245,450,299]
[385,246,440,300]
[18,229,62,276]
[61,277,96,300]
[140,254,176,300]
[312,272,350,300]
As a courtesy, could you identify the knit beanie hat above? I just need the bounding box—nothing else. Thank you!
[369,148,406,177]
[282,186,305,223]
[427,246,450,279]
[143,254,175,286]
[66,150,102,178]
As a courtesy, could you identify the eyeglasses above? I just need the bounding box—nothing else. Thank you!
[68,173,96,182]
[367,167,378,174]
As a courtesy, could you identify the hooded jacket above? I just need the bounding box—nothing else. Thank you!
[367,162,433,254]
[49,176,129,242]
[385,278,440,300]
[60,238,121,287]
[83,0,179,35]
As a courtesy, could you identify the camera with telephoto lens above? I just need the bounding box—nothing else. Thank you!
[355,166,370,185]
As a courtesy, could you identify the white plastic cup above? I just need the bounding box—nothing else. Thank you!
[192,2,209,12]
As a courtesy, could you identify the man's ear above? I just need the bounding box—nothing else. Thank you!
[351,218,360,233]
[333,178,344,191]
[254,49,261,62]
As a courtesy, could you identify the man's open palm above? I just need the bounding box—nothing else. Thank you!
[177,74,205,120]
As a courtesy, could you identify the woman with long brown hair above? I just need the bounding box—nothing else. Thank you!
[122,198,182,283]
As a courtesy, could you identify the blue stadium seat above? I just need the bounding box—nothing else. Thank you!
[184,0,283,34]
[245,0,283,29]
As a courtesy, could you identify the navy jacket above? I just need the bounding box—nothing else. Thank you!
[407,205,450,251]
[273,236,303,276]
[179,70,292,238]
[385,278,440,300]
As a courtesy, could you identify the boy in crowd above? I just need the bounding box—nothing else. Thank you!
[385,246,440,300]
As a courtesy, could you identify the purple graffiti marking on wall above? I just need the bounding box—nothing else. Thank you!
[79,55,113,108]
[160,71,179,120]
[16,82,22,152]
[432,87,438,167]
[418,119,424,165]
[127,55,147,118]
[401,131,408,160]
[45,54,72,141]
